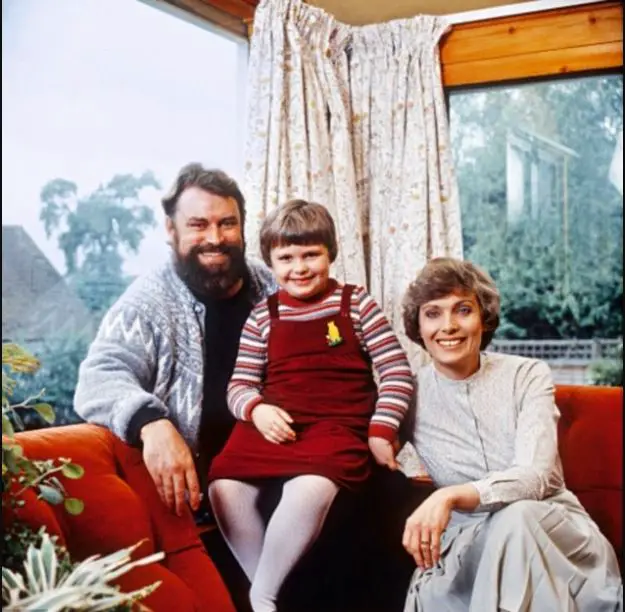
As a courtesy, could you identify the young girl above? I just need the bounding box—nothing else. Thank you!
[207,199,414,612]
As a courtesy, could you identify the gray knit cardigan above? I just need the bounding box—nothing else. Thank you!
[74,257,276,453]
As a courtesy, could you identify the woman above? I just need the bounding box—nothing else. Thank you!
[401,257,622,612]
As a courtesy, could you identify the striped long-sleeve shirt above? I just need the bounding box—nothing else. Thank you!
[227,283,414,441]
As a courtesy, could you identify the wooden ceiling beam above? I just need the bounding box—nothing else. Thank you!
[197,0,258,21]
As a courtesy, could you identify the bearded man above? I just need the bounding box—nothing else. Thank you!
[74,164,276,516]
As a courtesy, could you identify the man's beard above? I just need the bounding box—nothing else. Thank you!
[173,240,247,300]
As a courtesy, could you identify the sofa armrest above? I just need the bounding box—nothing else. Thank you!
[11,423,236,612]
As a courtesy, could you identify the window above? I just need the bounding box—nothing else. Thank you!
[2,0,248,425]
[450,74,623,385]
[444,2,623,386]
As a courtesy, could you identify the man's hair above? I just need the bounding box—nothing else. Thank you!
[161,163,246,227]
[259,199,338,266]
[402,257,500,350]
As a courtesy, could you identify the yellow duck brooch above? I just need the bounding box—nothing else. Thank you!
[326,321,343,347]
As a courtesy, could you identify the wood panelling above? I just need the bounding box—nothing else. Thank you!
[440,2,623,87]
[165,0,250,35]
[203,0,258,20]
[197,0,258,21]
[166,1,623,87]
[444,41,621,86]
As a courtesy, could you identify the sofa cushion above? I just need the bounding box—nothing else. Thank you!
[12,424,156,560]
[113,437,205,556]
[556,385,623,560]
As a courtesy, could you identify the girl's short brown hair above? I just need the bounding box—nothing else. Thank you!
[402,257,501,350]
[259,199,338,266]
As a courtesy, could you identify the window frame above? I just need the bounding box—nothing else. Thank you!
[440,1,622,89]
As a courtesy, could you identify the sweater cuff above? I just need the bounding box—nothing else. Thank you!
[368,422,397,442]
[241,396,264,421]
[469,480,504,513]
[127,406,168,447]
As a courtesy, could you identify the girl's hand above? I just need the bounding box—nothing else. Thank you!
[368,436,398,470]
[251,403,296,444]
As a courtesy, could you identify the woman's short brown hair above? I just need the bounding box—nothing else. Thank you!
[402,257,500,350]
[259,199,338,266]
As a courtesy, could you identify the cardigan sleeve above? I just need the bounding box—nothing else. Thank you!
[74,304,168,444]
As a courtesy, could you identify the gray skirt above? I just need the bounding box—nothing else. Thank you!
[404,490,623,612]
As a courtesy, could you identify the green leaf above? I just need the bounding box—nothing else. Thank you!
[2,342,40,373]
[4,446,21,474]
[2,566,25,590]
[40,533,58,588]
[32,403,55,424]
[4,440,24,456]
[2,412,15,437]
[38,484,64,505]
[64,497,84,515]
[61,463,84,479]
[25,539,47,592]
[2,369,16,397]
[20,460,39,482]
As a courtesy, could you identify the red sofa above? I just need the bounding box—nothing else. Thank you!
[5,424,235,612]
[555,384,622,563]
[4,385,622,612]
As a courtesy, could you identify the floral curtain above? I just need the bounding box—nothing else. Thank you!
[244,0,462,357]
[244,0,366,285]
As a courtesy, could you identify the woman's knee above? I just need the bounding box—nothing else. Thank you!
[490,499,552,537]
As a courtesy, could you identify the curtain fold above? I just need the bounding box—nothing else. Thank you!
[244,0,462,356]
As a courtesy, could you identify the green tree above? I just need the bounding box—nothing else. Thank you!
[15,337,91,428]
[450,74,623,341]
[30,171,160,425]
[40,171,159,317]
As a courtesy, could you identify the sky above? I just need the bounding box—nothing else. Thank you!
[2,0,248,276]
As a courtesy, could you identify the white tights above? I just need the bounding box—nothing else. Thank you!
[208,475,339,612]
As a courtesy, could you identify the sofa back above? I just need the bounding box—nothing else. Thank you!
[555,385,623,562]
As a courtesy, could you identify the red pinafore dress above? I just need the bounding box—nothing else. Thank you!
[208,283,378,490]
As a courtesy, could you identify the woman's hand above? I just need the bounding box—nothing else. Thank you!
[403,489,453,570]
[251,403,296,444]
[402,484,480,570]
[368,436,398,470]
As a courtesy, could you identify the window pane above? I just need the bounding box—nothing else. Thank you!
[450,74,623,386]
[2,0,248,426]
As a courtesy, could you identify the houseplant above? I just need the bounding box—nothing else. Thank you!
[2,342,164,610]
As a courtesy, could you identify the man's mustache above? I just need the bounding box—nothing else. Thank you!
[192,244,235,256]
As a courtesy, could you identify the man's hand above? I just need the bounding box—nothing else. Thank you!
[140,419,201,516]
[251,403,296,444]
[369,436,398,470]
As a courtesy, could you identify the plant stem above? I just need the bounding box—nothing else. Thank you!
[15,463,67,498]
